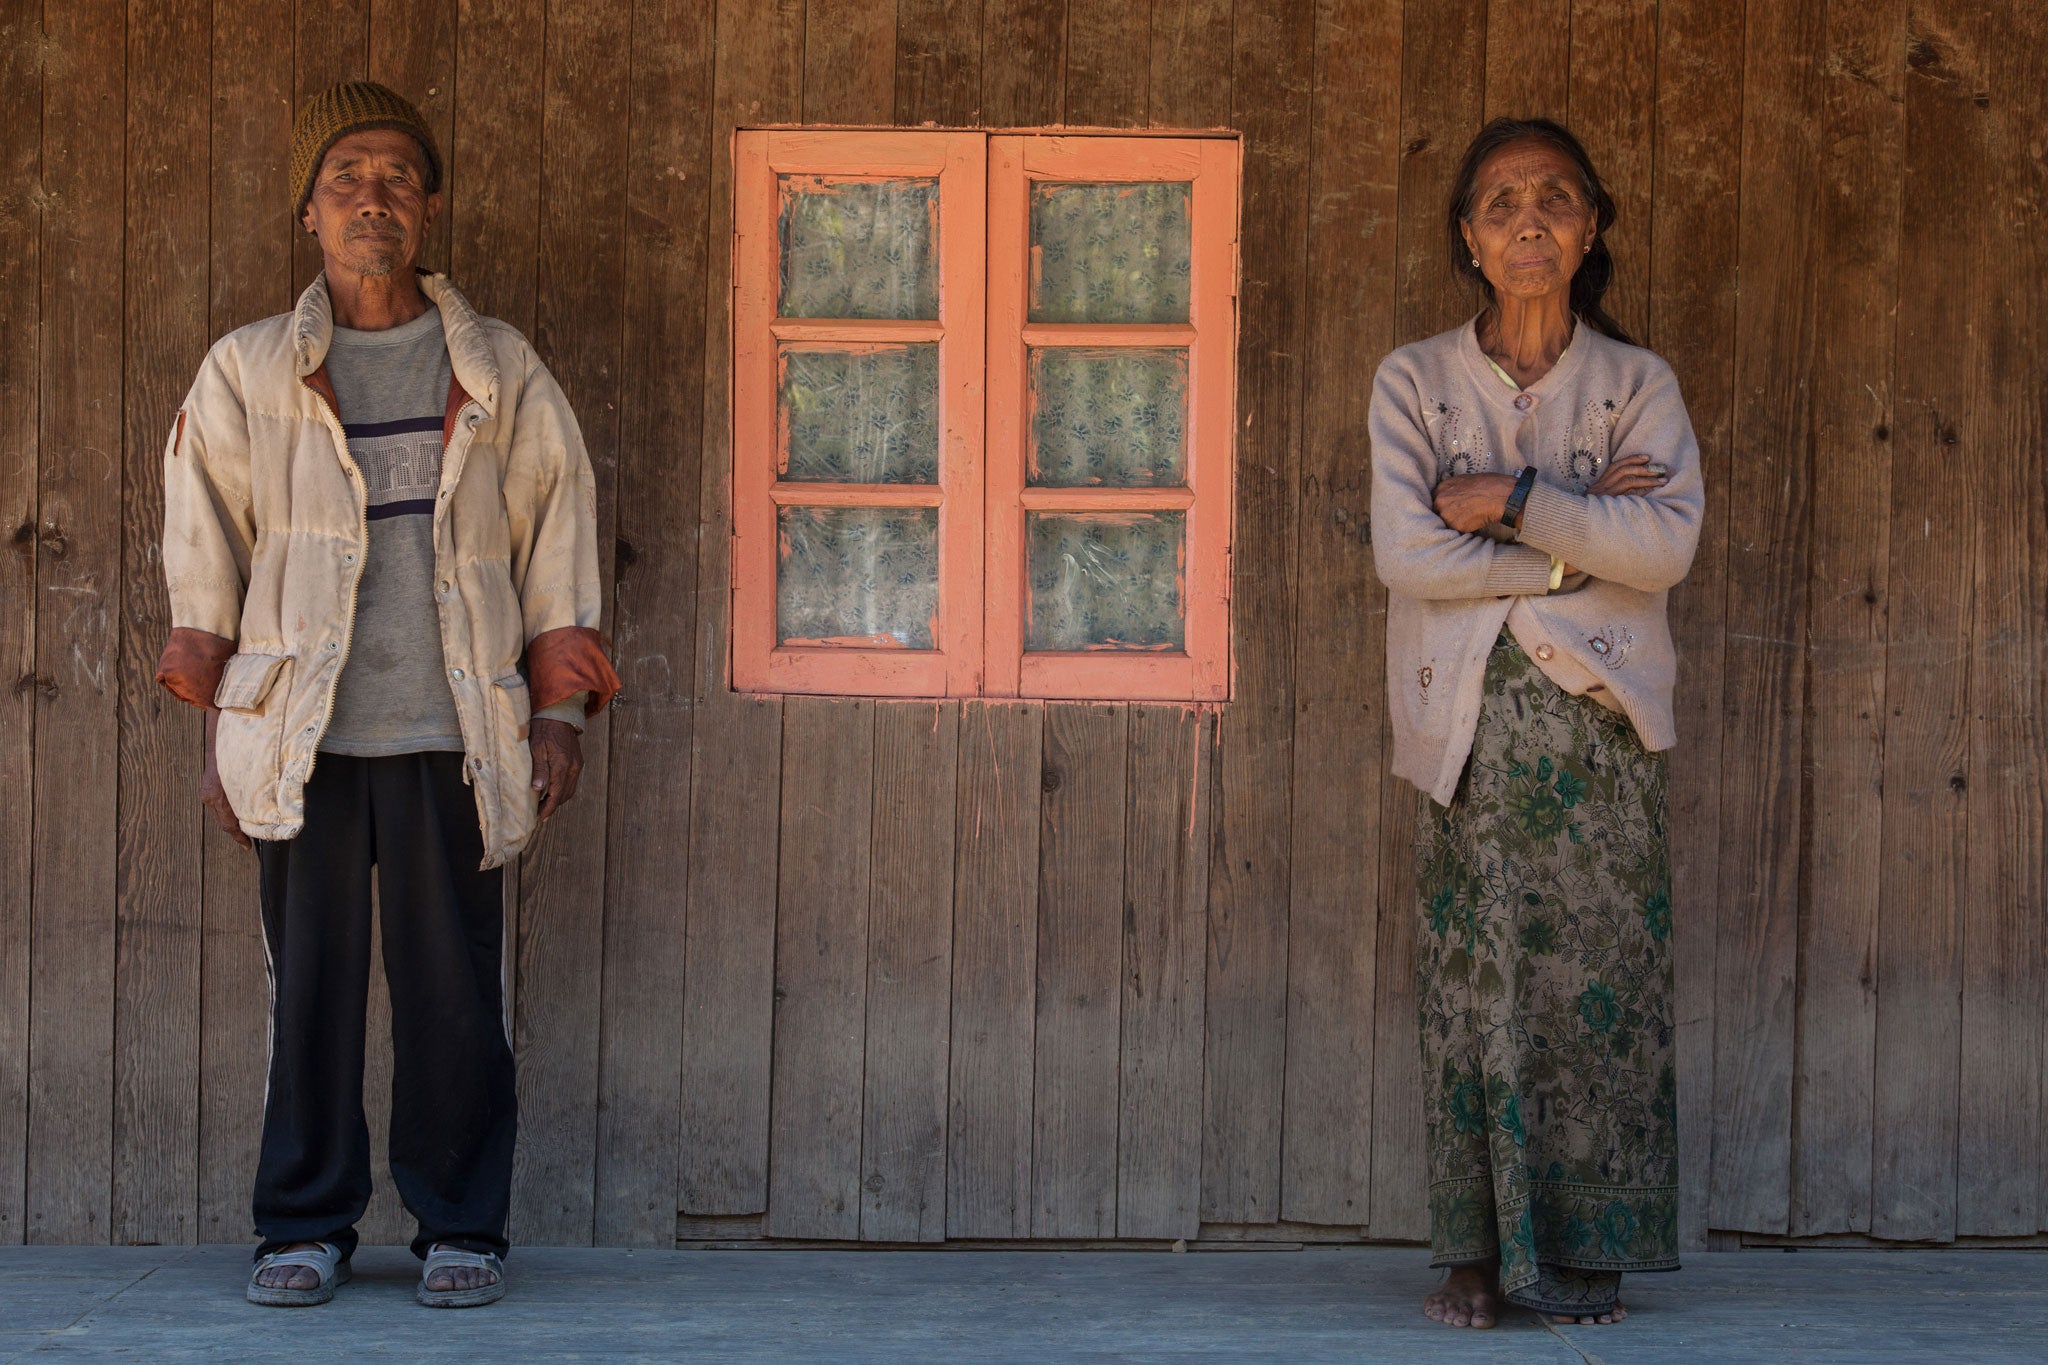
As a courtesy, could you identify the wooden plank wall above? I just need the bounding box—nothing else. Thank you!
[0,0,2043,1251]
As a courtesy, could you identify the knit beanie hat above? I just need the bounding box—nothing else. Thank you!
[291,81,442,216]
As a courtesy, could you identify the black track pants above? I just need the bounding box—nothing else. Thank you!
[251,750,516,1262]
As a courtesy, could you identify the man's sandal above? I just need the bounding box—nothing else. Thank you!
[418,1244,506,1308]
[246,1242,351,1307]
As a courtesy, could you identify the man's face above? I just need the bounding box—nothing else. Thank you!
[300,129,440,280]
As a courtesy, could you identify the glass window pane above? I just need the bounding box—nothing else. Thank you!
[778,175,940,320]
[1028,347,1188,487]
[1028,181,1192,324]
[1026,511,1185,651]
[777,506,939,649]
[781,345,940,484]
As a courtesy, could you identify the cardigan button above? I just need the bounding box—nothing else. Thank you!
[1534,644,1554,662]
[1514,393,1535,412]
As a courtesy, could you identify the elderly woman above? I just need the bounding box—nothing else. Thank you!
[1369,117,1703,1328]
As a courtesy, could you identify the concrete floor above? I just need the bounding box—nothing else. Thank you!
[1,1244,2043,1362]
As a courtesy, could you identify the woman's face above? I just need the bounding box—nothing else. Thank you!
[1461,140,1597,304]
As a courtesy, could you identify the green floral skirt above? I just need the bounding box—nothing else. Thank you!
[1416,632,1679,1315]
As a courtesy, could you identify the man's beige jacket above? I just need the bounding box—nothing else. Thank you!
[156,271,620,868]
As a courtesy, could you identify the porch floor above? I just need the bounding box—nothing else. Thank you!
[2,1243,2041,1362]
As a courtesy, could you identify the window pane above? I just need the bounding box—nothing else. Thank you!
[778,506,939,649]
[1028,182,1192,324]
[1028,347,1188,487]
[781,345,940,484]
[778,176,940,320]
[1026,511,1185,651]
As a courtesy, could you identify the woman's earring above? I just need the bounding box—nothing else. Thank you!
[1470,257,1480,268]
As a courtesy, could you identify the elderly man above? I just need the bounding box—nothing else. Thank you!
[155,82,619,1309]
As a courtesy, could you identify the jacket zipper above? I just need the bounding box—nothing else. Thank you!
[301,379,369,784]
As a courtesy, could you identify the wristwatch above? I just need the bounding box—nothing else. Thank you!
[1502,466,1538,533]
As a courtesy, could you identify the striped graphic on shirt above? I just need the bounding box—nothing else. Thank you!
[345,412,443,521]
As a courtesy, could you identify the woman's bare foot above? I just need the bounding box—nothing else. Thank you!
[1552,1301,1629,1325]
[254,1242,324,1291]
[1423,1263,1501,1329]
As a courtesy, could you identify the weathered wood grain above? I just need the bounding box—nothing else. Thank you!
[1117,706,1211,1239]
[592,0,715,1249]
[1790,0,1902,1238]
[675,0,801,1222]
[1565,0,1655,342]
[947,701,1043,1238]
[1647,0,1741,1252]
[291,0,369,294]
[805,0,896,123]
[195,0,295,1246]
[26,0,124,1246]
[0,0,43,1248]
[1031,703,1127,1238]
[860,702,961,1242]
[368,0,456,271]
[981,0,1065,126]
[446,0,543,331]
[1369,0,1486,1244]
[894,0,982,126]
[1869,6,1982,1244]
[1280,0,1400,1230]
[1485,0,1569,121]
[509,0,633,1249]
[1147,0,1232,129]
[1960,0,2048,1240]
[768,698,876,1240]
[1201,0,1311,1228]
[1064,0,1149,127]
[1709,0,1821,1236]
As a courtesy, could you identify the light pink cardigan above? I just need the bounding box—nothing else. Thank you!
[1368,316,1705,805]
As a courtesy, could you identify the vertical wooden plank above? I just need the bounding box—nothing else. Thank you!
[1960,0,2047,1240]
[196,0,294,1246]
[1565,0,1655,342]
[1367,0,1484,1244]
[1870,2,1982,1244]
[291,0,369,294]
[1029,703,1126,1237]
[1064,0,1149,127]
[946,700,1042,1237]
[447,0,543,332]
[980,0,1065,126]
[675,0,801,1222]
[804,0,895,123]
[1117,706,1210,1239]
[0,0,42,1248]
[767,698,875,1239]
[509,0,633,1249]
[894,0,982,126]
[859,701,960,1242]
[1710,0,1821,1236]
[1281,0,1400,1230]
[28,0,123,1246]
[1147,0,1232,129]
[367,0,456,271]
[1648,0,1742,1252]
[1484,0,1569,121]
[592,0,715,1249]
[113,0,211,1246]
[1201,0,1310,1230]
[1790,0,1902,1237]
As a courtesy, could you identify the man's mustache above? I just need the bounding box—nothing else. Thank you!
[343,222,404,243]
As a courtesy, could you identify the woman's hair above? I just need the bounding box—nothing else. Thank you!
[1446,117,1633,345]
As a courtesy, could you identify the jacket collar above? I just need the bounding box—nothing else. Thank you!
[292,269,502,417]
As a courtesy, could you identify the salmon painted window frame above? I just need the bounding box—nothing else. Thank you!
[731,129,1238,702]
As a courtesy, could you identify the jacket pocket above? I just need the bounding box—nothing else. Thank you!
[213,651,296,829]
[485,672,538,857]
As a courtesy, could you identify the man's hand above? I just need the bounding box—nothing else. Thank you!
[201,709,251,848]
[1432,472,1519,534]
[529,716,583,822]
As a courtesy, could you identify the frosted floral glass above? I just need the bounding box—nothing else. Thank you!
[778,176,940,320]
[1028,347,1188,487]
[1026,511,1185,651]
[1028,181,1192,324]
[777,506,939,649]
[781,345,940,484]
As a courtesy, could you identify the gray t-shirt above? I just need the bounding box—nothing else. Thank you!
[320,308,464,755]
